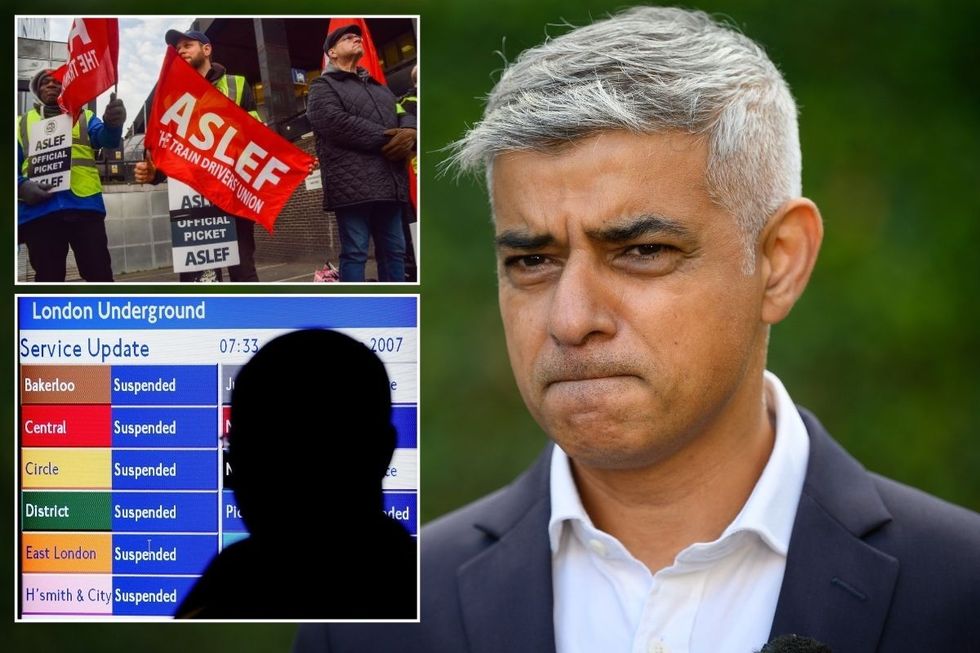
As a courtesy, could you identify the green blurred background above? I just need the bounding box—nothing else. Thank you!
[6,0,979,649]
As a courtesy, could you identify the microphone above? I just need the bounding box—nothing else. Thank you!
[757,634,832,652]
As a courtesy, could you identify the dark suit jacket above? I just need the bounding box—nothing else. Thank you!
[296,408,980,652]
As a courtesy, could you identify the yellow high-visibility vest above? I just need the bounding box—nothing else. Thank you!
[215,74,262,122]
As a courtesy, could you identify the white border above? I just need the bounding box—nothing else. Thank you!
[15,293,421,623]
[14,14,421,287]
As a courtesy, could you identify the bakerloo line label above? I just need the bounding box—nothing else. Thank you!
[24,377,76,392]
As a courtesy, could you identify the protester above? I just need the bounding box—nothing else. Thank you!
[135,29,261,282]
[307,24,416,283]
[17,69,126,282]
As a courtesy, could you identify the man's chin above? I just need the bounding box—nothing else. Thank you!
[540,407,681,470]
[539,376,646,420]
[543,422,651,466]
[556,437,668,471]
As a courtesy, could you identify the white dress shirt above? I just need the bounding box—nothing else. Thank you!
[549,371,810,653]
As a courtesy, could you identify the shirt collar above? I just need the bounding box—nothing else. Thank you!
[548,370,810,557]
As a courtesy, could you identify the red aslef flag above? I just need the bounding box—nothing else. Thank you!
[145,47,315,232]
[323,18,386,84]
[58,18,119,120]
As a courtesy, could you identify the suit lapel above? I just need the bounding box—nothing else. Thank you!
[770,410,899,653]
[457,448,557,653]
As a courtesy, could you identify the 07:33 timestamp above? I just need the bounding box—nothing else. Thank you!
[218,337,259,354]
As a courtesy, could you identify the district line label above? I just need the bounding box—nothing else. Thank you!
[21,491,219,532]
[22,491,112,531]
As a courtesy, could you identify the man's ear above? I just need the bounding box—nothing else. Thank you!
[202,43,212,58]
[759,198,823,325]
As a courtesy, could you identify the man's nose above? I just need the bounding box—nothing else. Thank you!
[546,256,617,347]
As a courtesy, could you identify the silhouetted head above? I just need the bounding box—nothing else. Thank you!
[229,329,395,537]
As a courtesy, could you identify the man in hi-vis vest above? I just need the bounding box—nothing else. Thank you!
[136,29,262,282]
[17,69,126,282]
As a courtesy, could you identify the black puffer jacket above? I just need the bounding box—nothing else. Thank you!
[307,67,416,210]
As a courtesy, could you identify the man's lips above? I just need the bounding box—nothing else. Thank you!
[537,359,642,388]
[550,374,636,382]
[546,375,641,391]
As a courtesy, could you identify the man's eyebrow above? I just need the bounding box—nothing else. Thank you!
[494,230,555,250]
[587,215,693,242]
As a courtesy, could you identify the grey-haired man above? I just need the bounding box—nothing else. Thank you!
[296,7,980,653]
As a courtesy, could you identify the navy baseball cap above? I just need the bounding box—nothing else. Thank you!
[323,24,361,53]
[165,29,211,47]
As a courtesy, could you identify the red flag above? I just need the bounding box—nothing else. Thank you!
[146,47,315,233]
[323,18,386,84]
[58,18,119,120]
[408,161,417,211]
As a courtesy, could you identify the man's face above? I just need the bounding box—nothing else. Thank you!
[493,131,769,471]
[330,32,363,60]
[174,38,210,70]
[37,75,62,106]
